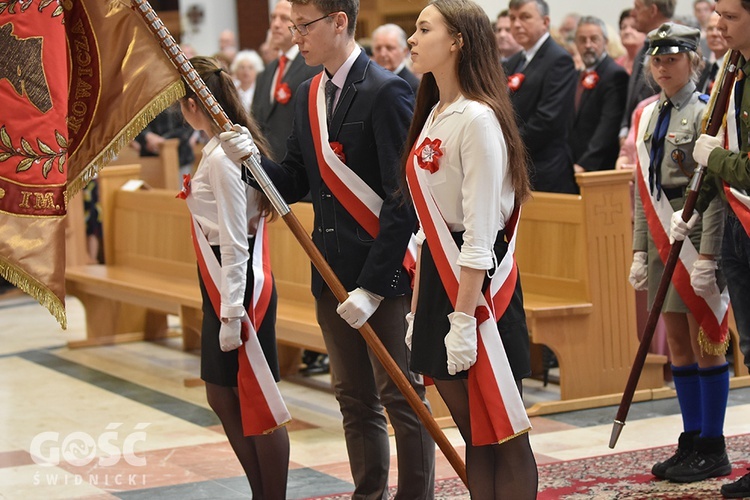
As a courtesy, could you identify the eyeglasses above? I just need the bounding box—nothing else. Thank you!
[288,12,337,37]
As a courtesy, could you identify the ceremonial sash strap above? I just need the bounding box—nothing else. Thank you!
[406,142,531,446]
[188,213,291,435]
[723,84,750,236]
[307,72,417,278]
[635,102,730,350]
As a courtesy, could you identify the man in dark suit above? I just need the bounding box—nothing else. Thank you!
[252,0,323,372]
[569,16,629,172]
[504,0,578,193]
[371,23,420,94]
[619,0,674,141]
[251,0,320,162]
[222,0,435,498]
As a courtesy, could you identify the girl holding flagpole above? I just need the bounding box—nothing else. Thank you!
[402,0,537,497]
[178,56,289,499]
[629,23,731,483]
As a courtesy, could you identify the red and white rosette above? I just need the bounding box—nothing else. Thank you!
[507,73,524,92]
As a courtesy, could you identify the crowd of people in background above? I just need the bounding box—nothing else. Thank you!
[82,0,750,498]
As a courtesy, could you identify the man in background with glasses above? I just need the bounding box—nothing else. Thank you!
[221,0,436,498]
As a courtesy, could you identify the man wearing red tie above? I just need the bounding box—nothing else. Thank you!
[569,16,629,172]
[251,0,320,162]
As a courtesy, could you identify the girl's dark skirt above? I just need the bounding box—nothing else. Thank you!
[199,242,281,387]
[410,231,531,381]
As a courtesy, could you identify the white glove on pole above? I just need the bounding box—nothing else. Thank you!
[693,132,723,166]
[405,311,415,350]
[219,124,261,165]
[336,287,384,329]
[444,311,478,376]
[691,259,720,298]
[669,209,701,244]
[219,318,243,352]
[628,251,649,291]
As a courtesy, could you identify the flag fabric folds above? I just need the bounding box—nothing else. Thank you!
[0,0,183,327]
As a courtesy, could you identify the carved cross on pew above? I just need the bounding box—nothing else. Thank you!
[594,192,623,226]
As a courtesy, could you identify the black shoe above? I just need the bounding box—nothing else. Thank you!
[665,435,732,483]
[721,470,750,498]
[652,431,699,479]
[300,354,329,375]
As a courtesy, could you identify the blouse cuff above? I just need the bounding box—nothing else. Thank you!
[221,304,246,319]
[456,246,493,270]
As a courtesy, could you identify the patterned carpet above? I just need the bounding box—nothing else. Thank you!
[310,434,750,499]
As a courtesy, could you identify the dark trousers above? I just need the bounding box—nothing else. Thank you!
[723,212,750,369]
[316,288,435,500]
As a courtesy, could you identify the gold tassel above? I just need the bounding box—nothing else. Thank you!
[66,80,186,202]
[0,257,66,330]
[698,327,729,356]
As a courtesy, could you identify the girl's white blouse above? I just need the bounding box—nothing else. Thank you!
[189,136,264,318]
[412,96,515,270]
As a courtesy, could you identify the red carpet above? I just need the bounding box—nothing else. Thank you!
[310,434,750,499]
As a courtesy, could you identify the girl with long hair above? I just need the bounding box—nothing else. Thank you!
[402,0,537,497]
[179,56,289,499]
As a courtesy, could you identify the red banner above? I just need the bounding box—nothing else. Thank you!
[0,0,183,327]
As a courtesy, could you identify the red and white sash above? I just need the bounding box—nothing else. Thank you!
[635,102,730,348]
[307,72,417,278]
[406,142,531,446]
[723,82,750,236]
[189,214,291,435]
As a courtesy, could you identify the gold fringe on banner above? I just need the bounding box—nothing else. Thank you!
[698,327,729,356]
[66,80,185,200]
[0,256,66,329]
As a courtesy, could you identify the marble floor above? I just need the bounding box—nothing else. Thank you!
[2,289,750,499]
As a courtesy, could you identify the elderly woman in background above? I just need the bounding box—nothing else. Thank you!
[231,50,265,114]
[615,9,646,74]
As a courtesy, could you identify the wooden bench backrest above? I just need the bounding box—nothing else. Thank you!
[110,189,196,281]
[268,203,315,306]
[98,165,196,281]
[109,138,180,191]
[516,193,589,303]
[517,171,635,306]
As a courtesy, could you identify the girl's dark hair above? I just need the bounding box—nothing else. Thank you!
[401,0,530,206]
[183,56,275,219]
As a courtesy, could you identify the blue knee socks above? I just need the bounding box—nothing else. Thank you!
[699,363,730,438]
[672,363,701,433]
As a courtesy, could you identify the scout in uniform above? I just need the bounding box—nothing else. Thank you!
[630,22,731,483]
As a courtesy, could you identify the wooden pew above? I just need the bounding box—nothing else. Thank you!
[109,138,180,191]
[519,171,667,415]
[66,165,202,350]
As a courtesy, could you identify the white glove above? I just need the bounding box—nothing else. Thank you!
[219,124,261,165]
[219,318,243,352]
[628,251,648,291]
[669,209,701,244]
[693,132,723,166]
[405,311,415,350]
[336,287,384,329]
[444,311,478,376]
[691,259,720,298]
